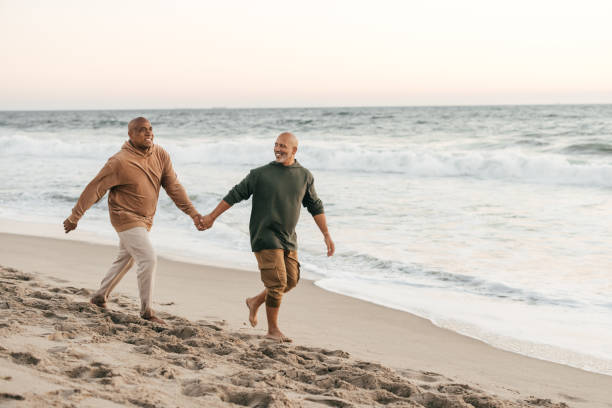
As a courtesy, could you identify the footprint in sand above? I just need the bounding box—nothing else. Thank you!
[0,392,25,401]
[304,396,353,408]
[167,325,200,339]
[66,362,115,382]
[10,352,40,366]
[167,355,207,371]
[182,381,292,407]
[31,291,53,300]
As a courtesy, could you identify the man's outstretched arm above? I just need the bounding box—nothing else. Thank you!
[201,172,253,230]
[313,213,335,256]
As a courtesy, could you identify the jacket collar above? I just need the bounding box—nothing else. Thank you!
[122,141,153,157]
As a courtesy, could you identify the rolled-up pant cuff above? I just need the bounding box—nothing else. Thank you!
[255,249,300,310]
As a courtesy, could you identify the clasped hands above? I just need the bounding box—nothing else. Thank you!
[193,213,214,231]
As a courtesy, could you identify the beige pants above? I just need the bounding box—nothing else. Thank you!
[254,249,300,308]
[92,227,156,317]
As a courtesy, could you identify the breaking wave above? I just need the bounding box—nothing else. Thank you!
[2,135,611,188]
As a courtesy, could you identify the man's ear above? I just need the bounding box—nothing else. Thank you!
[292,146,298,154]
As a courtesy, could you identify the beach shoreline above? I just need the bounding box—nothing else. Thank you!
[2,218,610,377]
[1,232,611,407]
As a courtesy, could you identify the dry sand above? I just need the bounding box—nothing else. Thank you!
[1,232,611,407]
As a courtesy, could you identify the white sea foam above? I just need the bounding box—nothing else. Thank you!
[0,134,119,159]
[2,134,611,188]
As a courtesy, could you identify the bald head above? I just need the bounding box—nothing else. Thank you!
[127,117,154,151]
[274,132,298,166]
[278,132,298,148]
[128,117,149,134]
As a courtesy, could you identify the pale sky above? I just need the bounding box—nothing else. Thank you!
[1,0,611,109]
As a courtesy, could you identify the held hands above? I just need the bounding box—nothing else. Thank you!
[200,214,215,230]
[63,218,77,234]
[193,213,215,231]
[193,214,206,231]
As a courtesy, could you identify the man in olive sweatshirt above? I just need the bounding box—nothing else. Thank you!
[63,117,203,324]
[201,132,334,342]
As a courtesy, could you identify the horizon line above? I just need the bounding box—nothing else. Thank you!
[2,101,612,113]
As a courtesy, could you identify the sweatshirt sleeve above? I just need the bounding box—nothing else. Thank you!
[223,171,254,205]
[302,174,324,216]
[160,151,198,218]
[68,158,121,223]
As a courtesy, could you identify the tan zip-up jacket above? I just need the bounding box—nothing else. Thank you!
[68,141,197,232]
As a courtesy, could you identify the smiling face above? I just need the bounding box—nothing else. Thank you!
[128,117,154,151]
[274,132,298,166]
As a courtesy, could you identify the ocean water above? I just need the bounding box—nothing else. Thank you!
[1,106,611,375]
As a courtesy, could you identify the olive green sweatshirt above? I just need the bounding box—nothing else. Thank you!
[223,160,324,252]
[68,141,198,232]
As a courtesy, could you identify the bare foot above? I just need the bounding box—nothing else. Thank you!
[265,329,292,343]
[245,297,259,327]
[143,315,167,325]
[90,296,107,309]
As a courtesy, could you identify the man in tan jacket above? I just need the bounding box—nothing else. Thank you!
[63,117,203,324]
